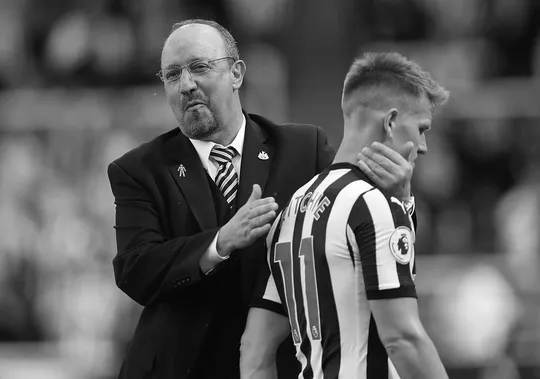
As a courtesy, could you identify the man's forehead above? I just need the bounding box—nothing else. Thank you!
[404,94,432,118]
[162,24,226,64]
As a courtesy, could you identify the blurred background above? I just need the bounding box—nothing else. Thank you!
[0,0,539,378]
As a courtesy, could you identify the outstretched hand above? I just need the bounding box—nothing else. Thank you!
[357,141,416,201]
[217,184,279,257]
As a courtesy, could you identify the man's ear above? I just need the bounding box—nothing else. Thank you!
[383,108,399,138]
[231,60,246,91]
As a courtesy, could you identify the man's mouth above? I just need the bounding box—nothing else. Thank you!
[185,101,205,111]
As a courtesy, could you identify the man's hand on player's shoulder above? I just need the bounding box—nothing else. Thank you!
[357,141,415,202]
[217,184,278,257]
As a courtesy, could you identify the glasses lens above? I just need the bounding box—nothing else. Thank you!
[188,62,211,75]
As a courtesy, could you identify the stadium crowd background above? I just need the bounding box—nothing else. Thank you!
[0,0,538,378]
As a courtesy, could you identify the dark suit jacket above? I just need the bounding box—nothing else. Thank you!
[108,112,335,379]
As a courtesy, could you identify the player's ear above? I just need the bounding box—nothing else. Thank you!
[383,108,399,138]
[231,59,246,91]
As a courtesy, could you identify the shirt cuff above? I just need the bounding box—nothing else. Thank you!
[200,230,230,275]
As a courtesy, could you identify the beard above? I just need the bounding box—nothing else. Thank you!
[173,90,222,140]
[179,105,220,140]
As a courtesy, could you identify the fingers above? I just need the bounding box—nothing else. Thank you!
[243,203,278,244]
[249,223,273,240]
[358,150,395,180]
[357,159,385,187]
[247,184,262,203]
[248,200,278,233]
[250,210,278,229]
[224,192,278,251]
[402,141,414,157]
[403,142,417,164]
[370,142,407,165]
[249,200,279,219]
[241,196,276,213]
[359,149,398,173]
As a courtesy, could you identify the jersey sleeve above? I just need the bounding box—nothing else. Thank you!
[249,265,287,316]
[249,213,288,316]
[348,189,417,300]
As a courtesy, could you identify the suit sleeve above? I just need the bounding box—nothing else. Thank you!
[315,126,336,173]
[108,161,221,307]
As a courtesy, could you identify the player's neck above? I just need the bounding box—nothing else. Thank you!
[333,135,372,165]
[333,125,377,165]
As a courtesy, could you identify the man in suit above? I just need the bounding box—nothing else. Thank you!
[108,19,417,379]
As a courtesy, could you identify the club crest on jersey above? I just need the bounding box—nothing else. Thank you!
[389,226,413,265]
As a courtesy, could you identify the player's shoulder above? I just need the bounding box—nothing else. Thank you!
[360,185,412,230]
[323,163,376,192]
[363,185,408,213]
[109,128,179,170]
[330,165,409,220]
[334,164,397,205]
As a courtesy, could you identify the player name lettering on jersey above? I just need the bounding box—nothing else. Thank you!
[281,191,331,221]
[262,164,418,379]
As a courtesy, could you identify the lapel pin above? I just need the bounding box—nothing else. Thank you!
[177,164,187,177]
[258,151,269,160]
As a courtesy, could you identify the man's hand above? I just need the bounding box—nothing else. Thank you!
[357,141,416,201]
[217,184,278,257]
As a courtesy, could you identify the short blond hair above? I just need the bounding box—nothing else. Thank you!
[342,52,449,113]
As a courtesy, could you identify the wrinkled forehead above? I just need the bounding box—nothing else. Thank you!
[161,24,227,67]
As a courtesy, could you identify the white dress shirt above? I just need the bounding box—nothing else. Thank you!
[188,115,246,274]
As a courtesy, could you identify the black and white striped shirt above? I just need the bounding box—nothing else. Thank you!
[260,162,417,379]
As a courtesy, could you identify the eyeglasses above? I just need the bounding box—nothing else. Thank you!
[157,57,235,84]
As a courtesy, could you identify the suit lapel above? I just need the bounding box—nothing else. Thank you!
[165,130,217,230]
[237,114,274,208]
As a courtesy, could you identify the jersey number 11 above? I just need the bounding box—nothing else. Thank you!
[274,236,322,345]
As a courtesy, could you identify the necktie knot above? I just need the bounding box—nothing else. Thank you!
[210,145,236,165]
[209,145,238,207]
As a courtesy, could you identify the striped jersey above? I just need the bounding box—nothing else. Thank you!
[261,163,417,379]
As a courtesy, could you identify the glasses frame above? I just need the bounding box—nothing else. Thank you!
[156,56,235,83]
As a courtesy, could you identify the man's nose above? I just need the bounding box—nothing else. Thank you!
[418,135,428,155]
[418,144,428,155]
[179,69,197,94]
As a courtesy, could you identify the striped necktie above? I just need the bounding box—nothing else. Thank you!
[210,145,239,206]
